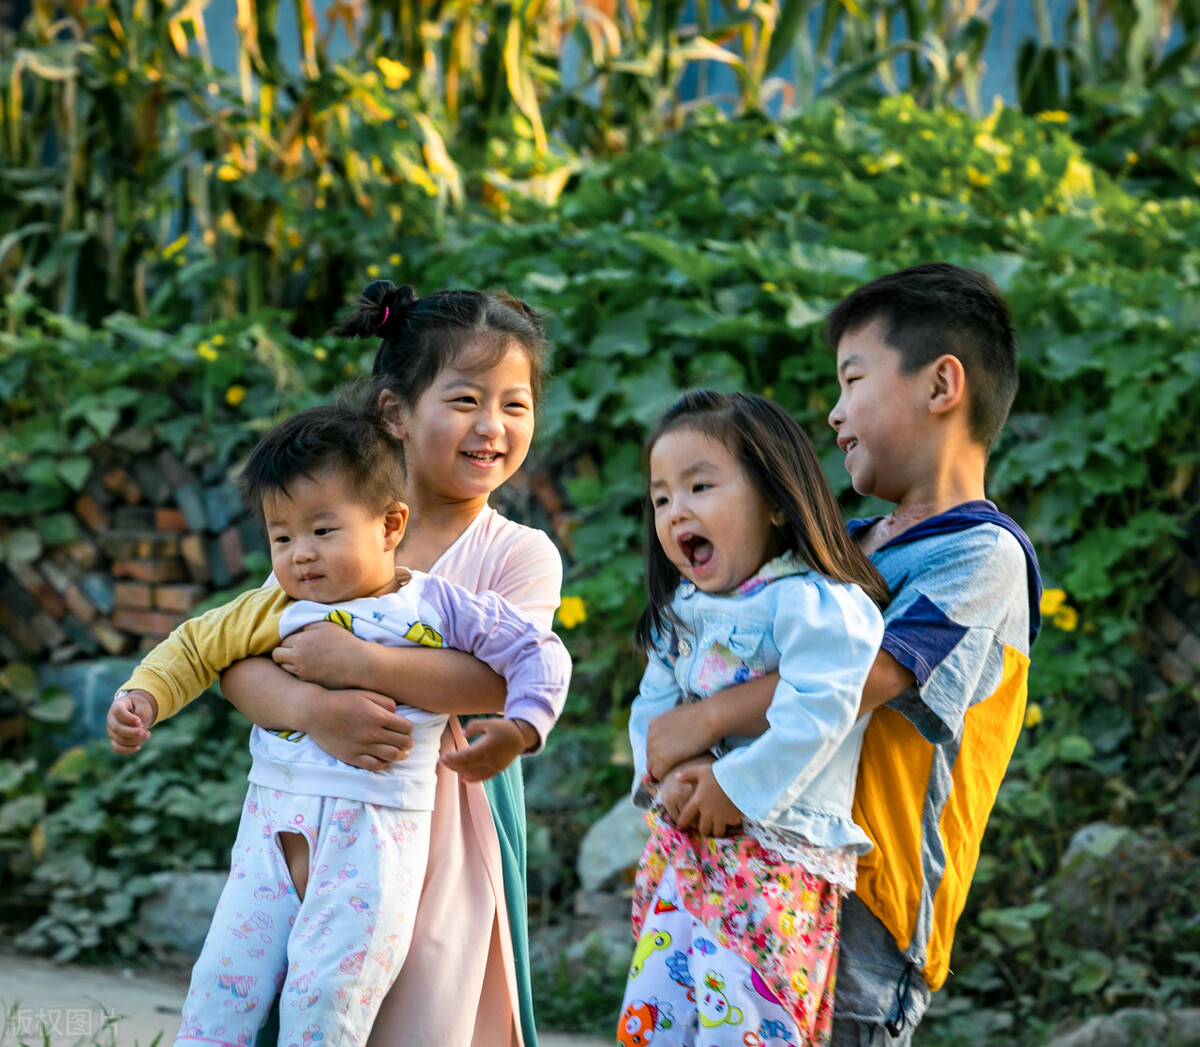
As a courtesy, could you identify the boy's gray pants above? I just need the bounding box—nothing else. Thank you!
[831,894,933,1046]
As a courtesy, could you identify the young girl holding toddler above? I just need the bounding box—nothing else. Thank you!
[215,282,563,1047]
[620,391,889,1047]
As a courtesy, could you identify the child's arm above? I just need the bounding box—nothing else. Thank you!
[221,658,416,771]
[628,645,686,804]
[709,580,884,825]
[113,586,292,747]
[268,621,509,714]
[411,577,572,781]
[645,674,774,782]
[645,650,916,779]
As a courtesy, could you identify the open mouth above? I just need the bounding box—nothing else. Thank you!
[464,450,502,464]
[840,437,858,454]
[678,533,714,569]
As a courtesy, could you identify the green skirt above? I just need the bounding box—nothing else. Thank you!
[484,757,538,1047]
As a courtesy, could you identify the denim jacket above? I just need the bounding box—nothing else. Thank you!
[630,554,883,855]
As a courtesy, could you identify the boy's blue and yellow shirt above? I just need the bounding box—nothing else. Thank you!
[848,500,1041,991]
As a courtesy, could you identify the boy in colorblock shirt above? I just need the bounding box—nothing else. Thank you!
[640,263,1040,1045]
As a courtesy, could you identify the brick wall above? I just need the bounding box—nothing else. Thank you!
[0,450,262,664]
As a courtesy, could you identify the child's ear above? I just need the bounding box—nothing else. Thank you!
[382,501,408,551]
[378,390,408,440]
[928,354,967,416]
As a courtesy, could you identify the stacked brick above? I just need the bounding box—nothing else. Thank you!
[0,450,262,665]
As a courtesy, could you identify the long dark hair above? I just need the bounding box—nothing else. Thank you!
[331,280,550,410]
[635,390,890,648]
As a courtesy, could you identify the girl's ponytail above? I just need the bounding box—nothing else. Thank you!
[331,281,420,341]
[334,281,550,412]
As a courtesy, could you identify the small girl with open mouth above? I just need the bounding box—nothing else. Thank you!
[619,390,889,1047]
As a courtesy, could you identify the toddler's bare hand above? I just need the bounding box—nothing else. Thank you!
[106,689,159,754]
[441,718,532,783]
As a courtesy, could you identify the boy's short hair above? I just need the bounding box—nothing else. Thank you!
[238,399,405,528]
[825,263,1018,448]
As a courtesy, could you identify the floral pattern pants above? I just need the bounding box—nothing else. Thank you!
[619,868,805,1046]
[628,810,846,1046]
[175,785,430,1047]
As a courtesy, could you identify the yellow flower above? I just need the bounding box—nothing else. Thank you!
[203,229,217,246]
[389,254,402,267]
[967,166,992,188]
[1126,151,1138,166]
[919,129,935,140]
[366,264,380,278]
[761,282,778,292]
[211,334,225,346]
[1061,156,1094,200]
[225,385,246,407]
[286,229,302,249]
[1053,605,1079,631]
[1036,110,1070,123]
[1024,703,1043,729]
[197,342,218,361]
[556,596,587,629]
[1026,157,1042,177]
[1040,589,1066,616]
[377,57,411,90]
[362,70,379,89]
[314,347,328,361]
[217,164,241,182]
[162,234,188,260]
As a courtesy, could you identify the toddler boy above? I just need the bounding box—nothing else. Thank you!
[106,402,570,1046]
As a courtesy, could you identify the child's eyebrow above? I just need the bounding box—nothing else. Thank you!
[838,354,863,375]
[649,460,718,490]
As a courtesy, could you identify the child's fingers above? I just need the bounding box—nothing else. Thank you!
[109,704,143,729]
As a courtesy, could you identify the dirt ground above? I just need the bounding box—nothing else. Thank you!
[0,948,609,1047]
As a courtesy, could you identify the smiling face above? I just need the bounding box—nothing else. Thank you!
[385,341,536,510]
[263,468,405,604]
[648,426,778,594]
[828,318,933,504]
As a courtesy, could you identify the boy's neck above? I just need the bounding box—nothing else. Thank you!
[862,457,987,554]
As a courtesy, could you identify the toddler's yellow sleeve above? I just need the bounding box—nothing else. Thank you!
[119,586,292,722]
